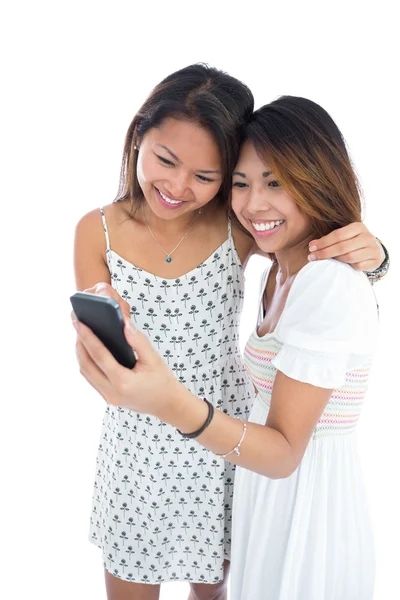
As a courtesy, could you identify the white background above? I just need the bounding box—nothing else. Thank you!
[1,1,399,598]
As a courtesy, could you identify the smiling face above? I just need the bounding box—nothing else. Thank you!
[136,117,223,220]
[231,141,314,254]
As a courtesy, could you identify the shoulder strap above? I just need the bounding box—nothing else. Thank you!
[257,265,272,327]
[100,207,111,252]
[227,217,232,239]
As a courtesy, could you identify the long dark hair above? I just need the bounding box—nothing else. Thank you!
[116,63,254,210]
[242,96,362,237]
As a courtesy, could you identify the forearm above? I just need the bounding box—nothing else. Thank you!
[159,385,295,479]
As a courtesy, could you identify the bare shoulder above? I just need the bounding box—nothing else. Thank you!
[75,201,133,243]
[102,199,135,226]
[74,205,114,290]
[76,206,103,226]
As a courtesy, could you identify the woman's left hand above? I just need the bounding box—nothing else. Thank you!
[308,222,384,271]
[73,317,181,419]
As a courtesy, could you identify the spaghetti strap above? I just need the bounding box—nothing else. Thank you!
[100,207,111,252]
[227,216,244,270]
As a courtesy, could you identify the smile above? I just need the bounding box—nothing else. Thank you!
[251,219,285,232]
[156,188,184,206]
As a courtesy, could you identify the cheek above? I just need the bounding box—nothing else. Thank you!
[293,205,311,229]
[287,205,312,234]
[137,155,158,186]
[195,181,222,205]
[231,191,246,216]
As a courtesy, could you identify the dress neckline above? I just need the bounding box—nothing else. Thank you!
[254,260,315,340]
[108,238,234,282]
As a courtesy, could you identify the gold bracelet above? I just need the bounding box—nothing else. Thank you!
[216,421,247,459]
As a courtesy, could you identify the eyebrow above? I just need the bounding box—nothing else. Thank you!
[157,145,221,174]
[232,170,273,178]
[158,144,180,162]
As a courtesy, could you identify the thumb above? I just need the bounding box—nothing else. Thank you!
[124,319,157,365]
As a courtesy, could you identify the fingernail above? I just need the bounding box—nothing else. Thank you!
[309,244,317,252]
[72,320,80,332]
[308,254,316,262]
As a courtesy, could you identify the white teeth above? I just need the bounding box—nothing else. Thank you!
[159,190,183,205]
[252,220,284,232]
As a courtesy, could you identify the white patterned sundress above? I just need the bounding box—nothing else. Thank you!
[89,207,255,584]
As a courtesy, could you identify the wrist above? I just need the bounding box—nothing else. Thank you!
[156,380,207,432]
[365,238,390,283]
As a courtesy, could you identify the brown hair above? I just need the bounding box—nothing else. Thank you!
[242,96,362,237]
[115,63,254,212]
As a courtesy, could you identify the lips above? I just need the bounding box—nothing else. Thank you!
[155,187,185,209]
[250,219,285,237]
[251,219,285,231]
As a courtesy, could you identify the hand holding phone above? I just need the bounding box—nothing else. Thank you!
[70,292,137,369]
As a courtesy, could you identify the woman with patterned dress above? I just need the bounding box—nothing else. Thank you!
[74,67,387,600]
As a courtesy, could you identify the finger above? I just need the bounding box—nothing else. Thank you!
[308,237,368,261]
[75,338,110,387]
[77,352,108,399]
[74,321,126,384]
[348,260,380,272]
[76,339,117,404]
[123,320,160,367]
[92,283,131,320]
[83,282,112,295]
[82,283,131,321]
[309,222,364,251]
[83,282,118,302]
[331,248,376,264]
[94,282,115,296]
[79,366,110,403]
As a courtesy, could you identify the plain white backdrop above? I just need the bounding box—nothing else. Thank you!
[1,1,399,598]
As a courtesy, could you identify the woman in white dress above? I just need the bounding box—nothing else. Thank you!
[74,95,384,599]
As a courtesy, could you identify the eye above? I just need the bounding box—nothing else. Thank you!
[269,180,280,188]
[156,154,174,166]
[232,181,247,188]
[196,174,214,183]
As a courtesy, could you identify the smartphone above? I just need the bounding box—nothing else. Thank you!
[70,291,137,369]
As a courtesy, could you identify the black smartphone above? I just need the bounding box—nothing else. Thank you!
[70,291,137,369]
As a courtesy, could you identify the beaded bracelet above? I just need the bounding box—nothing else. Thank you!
[177,398,214,439]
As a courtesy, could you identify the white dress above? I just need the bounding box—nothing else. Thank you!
[230,259,379,600]
[89,209,255,584]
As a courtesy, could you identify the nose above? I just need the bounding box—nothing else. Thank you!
[165,169,191,199]
[245,186,271,215]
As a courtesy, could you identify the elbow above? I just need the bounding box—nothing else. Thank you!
[258,429,304,479]
[266,465,296,480]
[262,455,301,480]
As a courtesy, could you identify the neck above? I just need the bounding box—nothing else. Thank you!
[274,234,314,282]
[141,202,203,237]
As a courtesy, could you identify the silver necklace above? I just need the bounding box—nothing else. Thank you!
[142,205,202,263]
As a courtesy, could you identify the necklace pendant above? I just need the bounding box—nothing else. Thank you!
[166,257,172,263]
